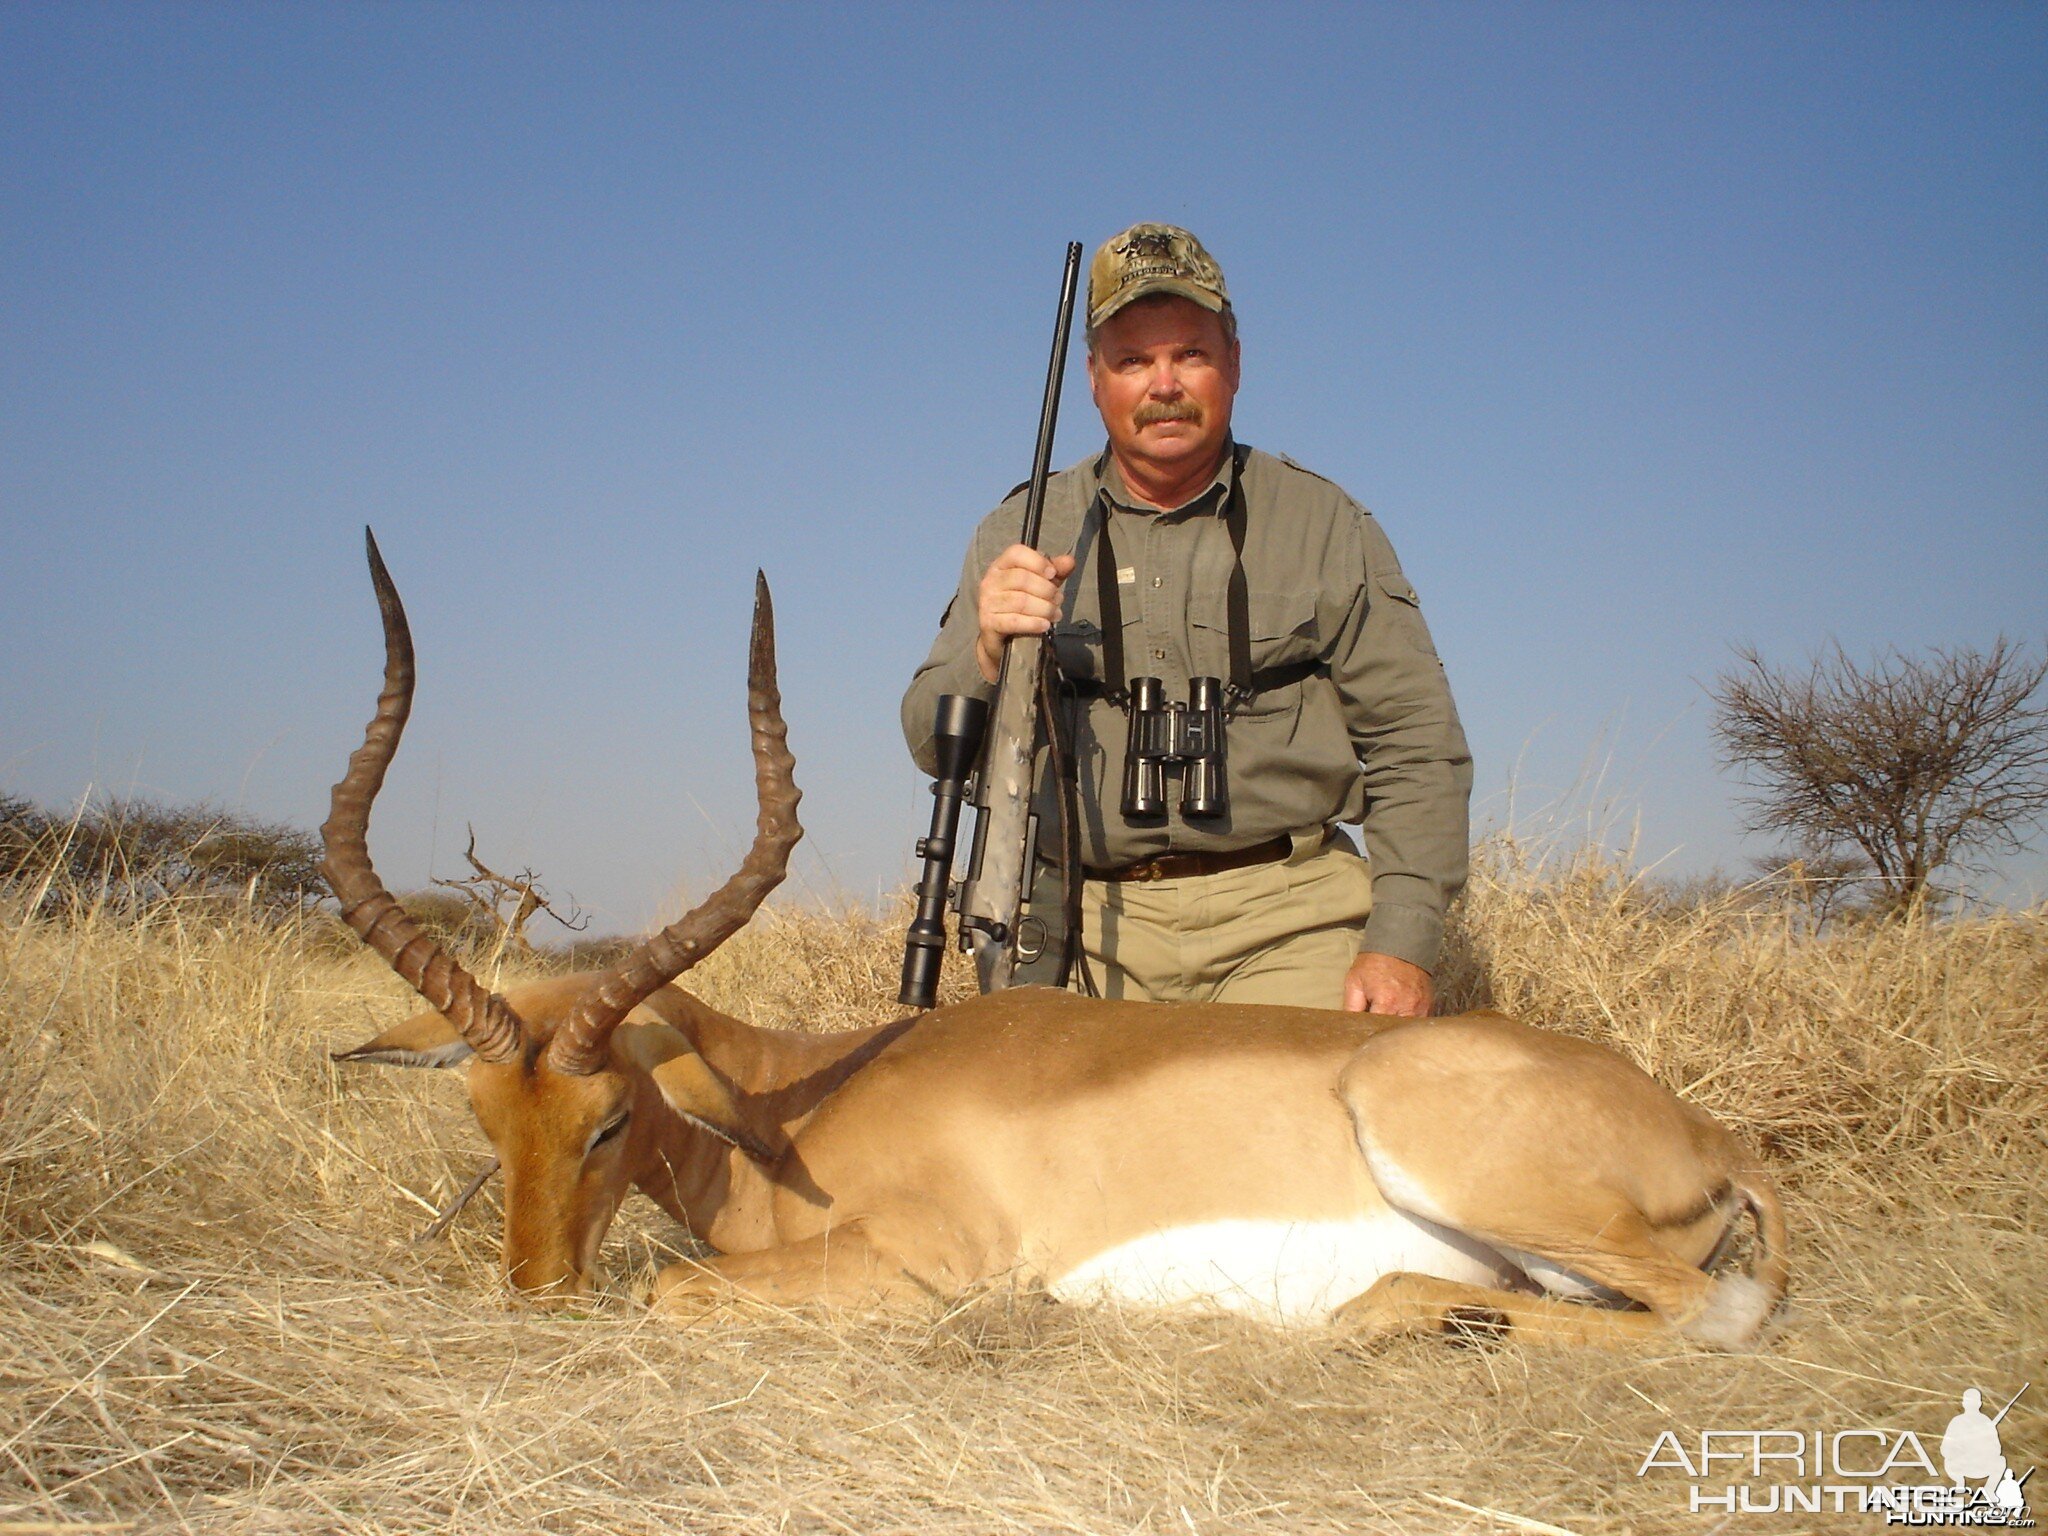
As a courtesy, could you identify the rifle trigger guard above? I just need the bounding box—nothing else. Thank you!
[1014,915,1048,963]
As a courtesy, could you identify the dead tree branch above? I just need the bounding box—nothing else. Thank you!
[431,826,590,954]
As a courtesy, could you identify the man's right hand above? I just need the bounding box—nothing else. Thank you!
[975,544,1076,684]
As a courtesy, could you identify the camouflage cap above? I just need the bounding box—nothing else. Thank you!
[1086,222,1230,330]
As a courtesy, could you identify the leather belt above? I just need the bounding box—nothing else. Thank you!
[1086,834,1293,884]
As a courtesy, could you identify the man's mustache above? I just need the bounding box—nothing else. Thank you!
[1133,400,1203,428]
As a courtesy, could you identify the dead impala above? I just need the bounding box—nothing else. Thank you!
[328,532,1787,1346]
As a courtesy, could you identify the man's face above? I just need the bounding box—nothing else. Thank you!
[1087,296,1240,491]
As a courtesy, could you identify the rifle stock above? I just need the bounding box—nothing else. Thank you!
[955,631,1045,989]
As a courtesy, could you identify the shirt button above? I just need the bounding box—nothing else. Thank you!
[1150,648,1166,660]
[1151,575,1162,587]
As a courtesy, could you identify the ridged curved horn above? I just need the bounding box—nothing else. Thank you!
[548,573,802,1076]
[320,528,527,1064]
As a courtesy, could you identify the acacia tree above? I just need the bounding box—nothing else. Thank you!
[0,793,326,913]
[1710,638,2048,914]
[0,793,51,881]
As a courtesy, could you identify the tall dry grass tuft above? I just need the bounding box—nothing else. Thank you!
[1439,838,2048,1187]
[1,839,2042,1533]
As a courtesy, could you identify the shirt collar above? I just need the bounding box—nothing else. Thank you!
[1095,438,1238,518]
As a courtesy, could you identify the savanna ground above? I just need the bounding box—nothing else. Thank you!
[1,840,2042,1534]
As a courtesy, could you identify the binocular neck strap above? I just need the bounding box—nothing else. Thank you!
[1220,444,1257,704]
[1093,442,1256,706]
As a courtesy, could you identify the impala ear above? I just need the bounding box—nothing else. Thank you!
[649,1052,776,1164]
[334,1010,476,1069]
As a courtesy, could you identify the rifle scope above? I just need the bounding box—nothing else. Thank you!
[898,693,989,1007]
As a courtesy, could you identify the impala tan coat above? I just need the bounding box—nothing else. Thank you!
[328,532,1787,1348]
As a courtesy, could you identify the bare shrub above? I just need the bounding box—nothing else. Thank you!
[1710,638,2048,914]
[1,791,328,915]
[430,826,590,956]
[0,792,53,880]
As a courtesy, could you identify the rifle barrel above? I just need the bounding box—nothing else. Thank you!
[1017,242,1085,552]
[1991,1383,2030,1425]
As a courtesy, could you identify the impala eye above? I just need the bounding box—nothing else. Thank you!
[588,1113,630,1154]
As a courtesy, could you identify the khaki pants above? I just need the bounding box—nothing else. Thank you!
[1076,830,1372,1008]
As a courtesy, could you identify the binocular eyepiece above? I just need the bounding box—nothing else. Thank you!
[1121,675,1228,821]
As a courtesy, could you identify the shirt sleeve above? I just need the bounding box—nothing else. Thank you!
[1327,510,1474,973]
[901,529,1002,777]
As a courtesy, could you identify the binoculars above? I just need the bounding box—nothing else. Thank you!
[1121,675,1228,821]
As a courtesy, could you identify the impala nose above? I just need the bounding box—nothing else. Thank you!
[505,1259,595,1306]
[514,1279,593,1310]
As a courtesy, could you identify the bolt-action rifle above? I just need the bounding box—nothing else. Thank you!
[899,241,1084,1007]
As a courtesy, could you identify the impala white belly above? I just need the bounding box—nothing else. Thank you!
[1047,1210,1516,1328]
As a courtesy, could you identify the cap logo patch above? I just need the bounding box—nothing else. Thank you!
[1116,229,1183,281]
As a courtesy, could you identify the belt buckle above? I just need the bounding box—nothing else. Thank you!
[1128,857,1166,883]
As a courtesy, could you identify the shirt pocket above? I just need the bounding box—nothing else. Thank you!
[1371,569,1437,658]
[1052,558,1147,686]
[1192,586,1322,716]
[1050,618,1100,682]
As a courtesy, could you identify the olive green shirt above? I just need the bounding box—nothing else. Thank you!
[902,443,1472,973]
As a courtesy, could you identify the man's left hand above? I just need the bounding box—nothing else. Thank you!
[1343,952,1434,1017]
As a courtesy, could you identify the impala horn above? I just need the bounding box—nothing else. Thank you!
[320,528,527,1063]
[547,572,803,1076]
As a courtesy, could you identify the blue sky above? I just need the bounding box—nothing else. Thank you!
[4,3,2044,932]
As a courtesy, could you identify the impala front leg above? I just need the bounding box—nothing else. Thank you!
[1336,1271,1671,1348]
[650,1223,933,1318]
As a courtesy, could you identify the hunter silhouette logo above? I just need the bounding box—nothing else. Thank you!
[1636,1381,2034,1524]
[1943,1389,2033,1515]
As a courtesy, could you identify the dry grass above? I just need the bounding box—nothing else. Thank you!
[1,845,2043,1534]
